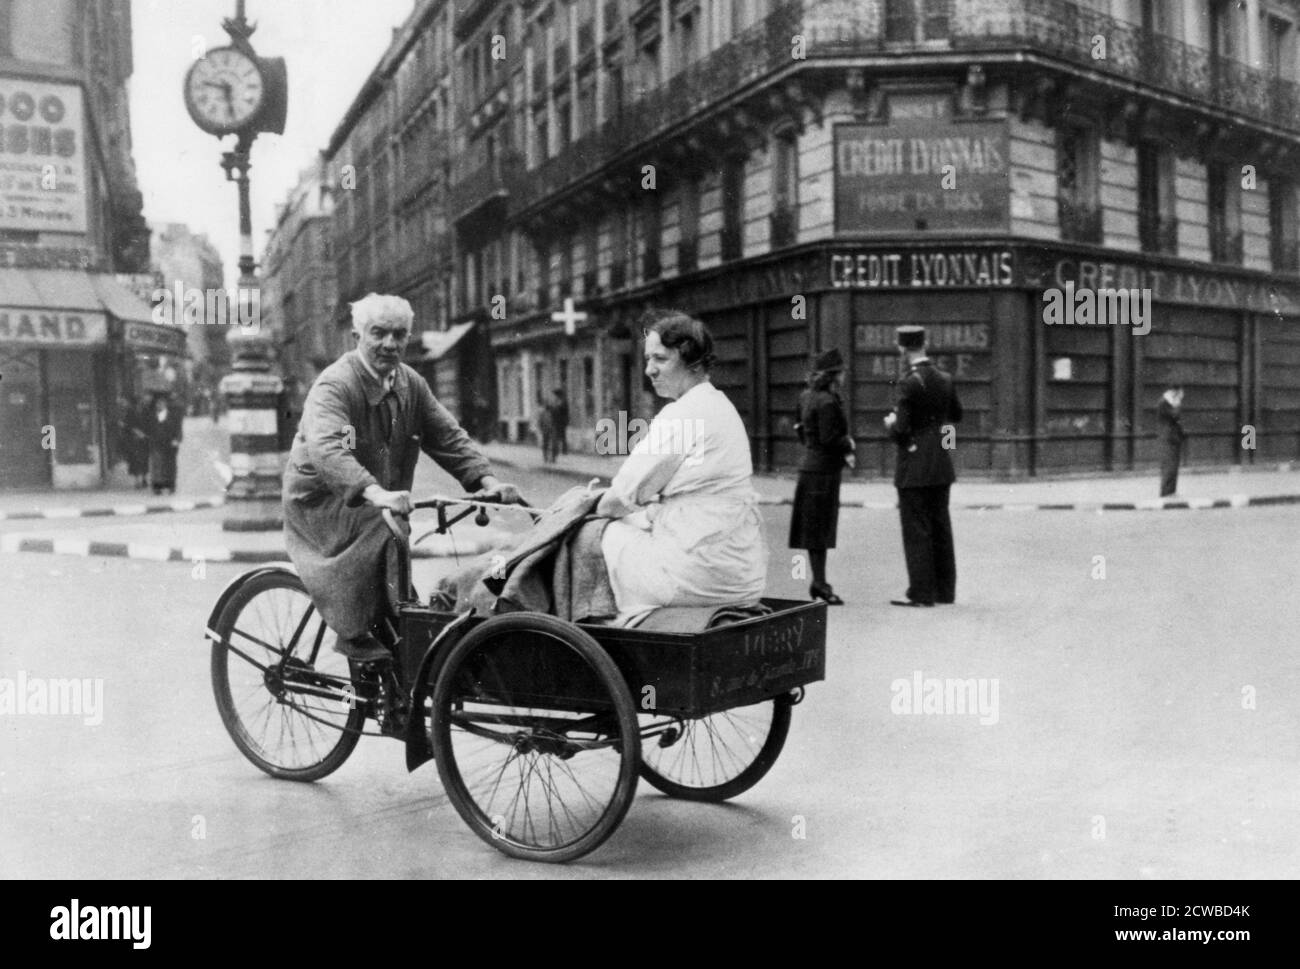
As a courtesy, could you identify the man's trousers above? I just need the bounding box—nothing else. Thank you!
[897,484,956,605]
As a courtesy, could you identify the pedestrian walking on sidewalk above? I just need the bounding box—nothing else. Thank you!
[537,395,558,464]
[1157,386,1187,497]
[120,395,150,488]
[147,391,183,495]
[551,388,570,456]
[885,326,962,608]
[789,348,854,605]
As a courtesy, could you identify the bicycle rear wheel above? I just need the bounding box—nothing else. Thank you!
[429,613,639,863]
[210,570,363,781]
[638,693,793,802]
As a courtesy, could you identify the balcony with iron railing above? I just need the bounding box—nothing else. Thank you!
[449,150,524,222]
[501,0,1300,220]
[1138,211,1178,255]
[1058,196,1103,245]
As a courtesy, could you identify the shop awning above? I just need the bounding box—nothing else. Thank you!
[419,321,476,361]
[91,274,156,325]
[0,268,102,312]
[0,268,157,323]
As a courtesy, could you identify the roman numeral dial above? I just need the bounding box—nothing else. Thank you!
[183,46,267,135]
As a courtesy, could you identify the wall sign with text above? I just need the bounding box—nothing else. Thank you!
[834,121,1010,233]
[0,79,87,233]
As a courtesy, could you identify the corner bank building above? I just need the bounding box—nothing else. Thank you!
[347,0,1300,477]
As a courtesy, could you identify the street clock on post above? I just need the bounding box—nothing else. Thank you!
[183,45,286,136]
[190,1,290,533]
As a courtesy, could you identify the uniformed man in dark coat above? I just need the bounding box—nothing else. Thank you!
[789,347,854,604]
[284,293,519,661]
[884,326,962,607]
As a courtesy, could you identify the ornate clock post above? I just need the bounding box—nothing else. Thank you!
[184,0,288,531]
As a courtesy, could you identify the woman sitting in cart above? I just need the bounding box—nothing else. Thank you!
[595,310,768,621]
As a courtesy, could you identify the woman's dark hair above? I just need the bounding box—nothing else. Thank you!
[640,308,717,372]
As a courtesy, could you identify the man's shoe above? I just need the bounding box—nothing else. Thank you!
[334,635,390,662]
[890,598,934,608]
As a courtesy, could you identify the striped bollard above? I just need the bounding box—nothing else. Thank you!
[221,324,284,532]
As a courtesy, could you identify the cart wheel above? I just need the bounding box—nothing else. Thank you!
[639,692,794,802]
[211,570,363,781]
[429,613,639,863]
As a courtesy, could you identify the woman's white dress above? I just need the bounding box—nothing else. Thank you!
[600,381,768,620]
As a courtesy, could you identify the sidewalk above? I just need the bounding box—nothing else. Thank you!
[480,441,1300,511]
[6,425,1297,565]
[0,506,502,564]
[0,415,230,518]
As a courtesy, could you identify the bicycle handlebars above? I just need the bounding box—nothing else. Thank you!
[380,494,539,540]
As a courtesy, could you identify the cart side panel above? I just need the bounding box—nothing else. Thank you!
[692,599,827,715]
[590,633,700,716]
[585,598,827,718]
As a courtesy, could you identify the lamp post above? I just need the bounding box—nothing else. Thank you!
[183,0,288,530]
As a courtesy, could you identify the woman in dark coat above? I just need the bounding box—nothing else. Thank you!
[147,392,184,495]
[121,396,150,487]
[789,348,855,605]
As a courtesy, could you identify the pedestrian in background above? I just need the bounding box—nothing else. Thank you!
[120,395,149,488]
[885,326,962,607]
[551,387,570,456]
[536,394,557,464]
[1157,385,1187,497]
[789,348,854,605]
[147,391,184,495]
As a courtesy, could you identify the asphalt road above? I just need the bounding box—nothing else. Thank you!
[2,465,1298,878]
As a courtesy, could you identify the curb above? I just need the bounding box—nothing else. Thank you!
[0,534,495,563]
[492,456,1300,511]
[0,496,226,522]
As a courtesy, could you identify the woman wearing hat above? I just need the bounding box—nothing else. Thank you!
[789,348,854,605]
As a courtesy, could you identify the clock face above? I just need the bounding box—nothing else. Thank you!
[184,47,266,134]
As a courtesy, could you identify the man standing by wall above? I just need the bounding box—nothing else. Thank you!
[1157,386,1187,497]
[884,326,963,608]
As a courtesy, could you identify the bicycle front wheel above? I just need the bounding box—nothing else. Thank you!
[210,570,363,781]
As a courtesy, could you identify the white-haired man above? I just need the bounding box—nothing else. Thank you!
[284,293,519,661]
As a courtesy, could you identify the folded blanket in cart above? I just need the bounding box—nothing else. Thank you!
[623,601,771,634]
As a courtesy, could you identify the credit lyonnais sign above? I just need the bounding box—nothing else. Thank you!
[1040,257,1300,313]
[831,248,1014,288]
[835,121,1010,233]
[0,309,106,346]
[0,79,87,233]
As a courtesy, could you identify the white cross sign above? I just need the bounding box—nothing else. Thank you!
[552,297,587,337]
